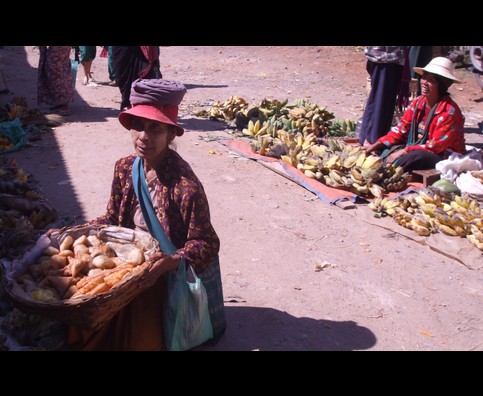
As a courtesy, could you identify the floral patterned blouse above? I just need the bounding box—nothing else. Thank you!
[377,95,466,157]
[91,151,220,274]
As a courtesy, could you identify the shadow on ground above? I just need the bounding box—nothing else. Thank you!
[184,83,229,90]
[196,306,377,351]
[179,116,234,133]
[466,126,483,150]
[0,46,119,226]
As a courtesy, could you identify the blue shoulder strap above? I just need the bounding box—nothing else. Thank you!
[132,156,177,255]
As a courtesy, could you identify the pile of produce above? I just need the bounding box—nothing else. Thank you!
[0,156,60,351]
[17,232,149,302]
[196,97,415,198]
[195,96,353,138]
[368,187,483,251]
[0,157,58,259]
[255,134,411,197]
[1,226,157,350]
[0,96,42,124]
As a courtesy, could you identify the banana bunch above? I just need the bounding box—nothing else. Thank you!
[371,187,483,250]
[379,165,412,192]
[391,206,415,229]
[196,96,248,121]
[6,104,26,121]
[329,118,357,137]
[368,197,403,216]
[409,213,433,236]
[325,138,344,153]
[298,156,324,181]
[28,205,56,230]
[467,225,483,250]
[470,170,483,183]
[323,169,352,189]
[4,96,41,122]
[256,98,289,118]
[432,209,466,237]
[278,131,316,168]
[267,98,335,136]
[243,119,263,137]
[197,96,334,138]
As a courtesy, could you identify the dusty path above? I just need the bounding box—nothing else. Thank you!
[1,46,482,350]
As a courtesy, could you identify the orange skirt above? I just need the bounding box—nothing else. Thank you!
[66,277,166,351]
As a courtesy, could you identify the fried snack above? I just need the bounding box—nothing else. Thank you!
[100,244,117,258]
[103,269,130,287]
[87,282,111,296]
[87,235,102,247]
[92,255,115,270]
[70,257,90,278]
[63,285,78,299]
[59,235,74,251]
[72,277,106,298]
[73,244,89,256]
[48,254,68,269]
[73,235,88,247]
[58,249,75,258]
[127,247,145,266]
[47,275,74,296]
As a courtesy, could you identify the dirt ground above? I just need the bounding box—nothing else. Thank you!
[1,46,483,351]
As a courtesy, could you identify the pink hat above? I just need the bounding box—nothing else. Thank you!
[119,78,187,136]
[119,104,184,136]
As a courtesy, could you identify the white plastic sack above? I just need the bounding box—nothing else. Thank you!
[455,172,483,196]
[436,148,483,182]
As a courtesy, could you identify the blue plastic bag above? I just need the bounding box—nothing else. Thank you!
[163,260,213,351]
[0,119,26,155]
[70,59,78,88]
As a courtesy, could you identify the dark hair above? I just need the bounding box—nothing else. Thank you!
[433,74,453,97]
[168,125,178,135]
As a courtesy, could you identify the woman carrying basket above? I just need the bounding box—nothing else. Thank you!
[66,78,226,351]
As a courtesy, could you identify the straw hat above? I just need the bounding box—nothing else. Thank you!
[413,57,461,83]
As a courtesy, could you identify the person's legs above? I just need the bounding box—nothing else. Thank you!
[360,62,403,145]
[107,46,116,83]
[38,46,73,114]
[396,150,443,172]
[81,60,92,85]
[79,46,97,84]
[359,61,378,145]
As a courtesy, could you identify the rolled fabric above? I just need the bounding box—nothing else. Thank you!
[130,78,187,107]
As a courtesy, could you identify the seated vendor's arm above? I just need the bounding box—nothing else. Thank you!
[362,100,416,153]
[377,99,417,148]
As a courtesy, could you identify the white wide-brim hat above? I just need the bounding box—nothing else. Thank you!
[413,56,461,83]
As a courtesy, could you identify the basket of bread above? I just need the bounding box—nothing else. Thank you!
[0,224,159,331]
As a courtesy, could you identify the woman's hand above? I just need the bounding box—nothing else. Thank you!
[386,148,407,164]
[361,141,383,154]
[140,251,181,289]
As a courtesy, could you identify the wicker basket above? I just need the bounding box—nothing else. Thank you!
[0,224,159,332]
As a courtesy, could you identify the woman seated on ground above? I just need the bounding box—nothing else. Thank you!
[362,57,466,172]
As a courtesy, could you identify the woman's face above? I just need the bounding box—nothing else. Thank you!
[130,116,176,161]
[420,72,440,101]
